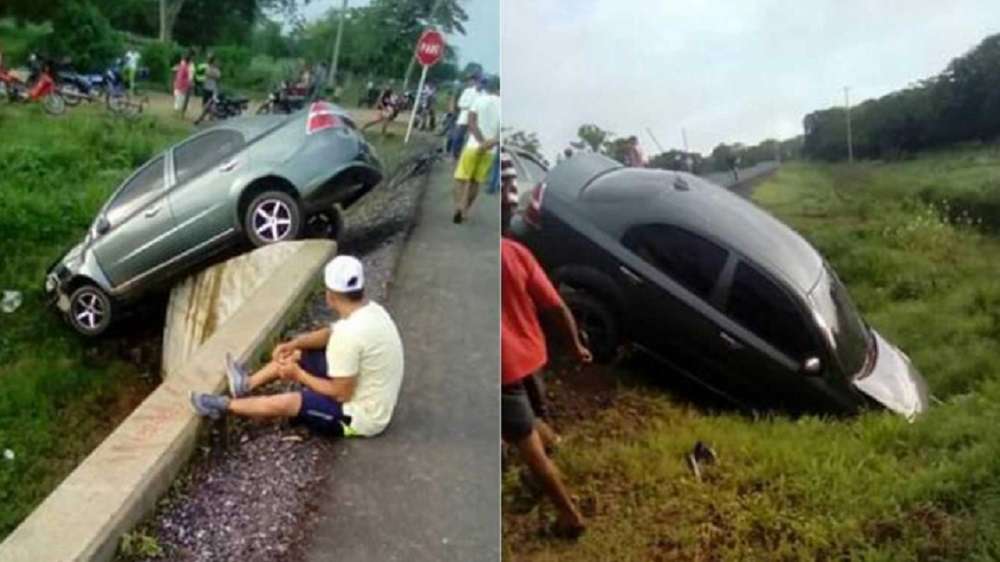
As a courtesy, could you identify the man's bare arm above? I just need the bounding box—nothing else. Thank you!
[290,326,331,350]
[543,303,593,363]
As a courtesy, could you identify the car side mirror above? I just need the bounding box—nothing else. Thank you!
[801,357,822,376]
[95,216,111,236]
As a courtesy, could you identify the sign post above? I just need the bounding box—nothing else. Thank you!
[405,29,445,144]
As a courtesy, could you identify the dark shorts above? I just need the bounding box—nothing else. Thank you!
[295,350,352,436]
[501,380,535,443]
[522,372,549,419]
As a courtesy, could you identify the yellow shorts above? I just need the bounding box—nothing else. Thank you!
[454,145,495,184]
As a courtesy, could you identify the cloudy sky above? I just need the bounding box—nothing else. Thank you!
[298,0,499,73]
[502,1,1000,158]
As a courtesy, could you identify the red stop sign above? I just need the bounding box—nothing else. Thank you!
[415,29,445,67]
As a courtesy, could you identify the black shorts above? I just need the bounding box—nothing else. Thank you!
[294,350,353,436]
[522,372,549,419]
[501,381,535,443]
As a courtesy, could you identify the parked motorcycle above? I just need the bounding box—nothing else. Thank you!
[256,81,308,115]
[195,91,249,124]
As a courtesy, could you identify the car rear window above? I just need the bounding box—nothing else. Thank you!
[727,262,818,361]
[622,224,728,299]
[173,130,246,184]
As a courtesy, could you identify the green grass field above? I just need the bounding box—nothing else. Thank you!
[503,151,1000,561]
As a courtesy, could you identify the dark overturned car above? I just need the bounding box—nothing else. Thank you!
[46,101,382,337]
[510,152,929,419]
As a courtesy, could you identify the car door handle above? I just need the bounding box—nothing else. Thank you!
[619,265,643,285]
[144,205,161,218]
[219,158,240,173]
[720,331,744,350]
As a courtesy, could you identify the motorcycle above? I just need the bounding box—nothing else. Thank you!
[1,63,65,115]
[256,81,308,115]
[195,91,249,124]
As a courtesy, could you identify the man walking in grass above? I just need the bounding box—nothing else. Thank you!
[190,256,405,438]
[452,75,500,223]
[501,180,592,539]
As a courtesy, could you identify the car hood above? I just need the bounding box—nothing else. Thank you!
[852,330,929,420]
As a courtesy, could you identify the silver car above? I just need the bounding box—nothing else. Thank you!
[46,101,383,336]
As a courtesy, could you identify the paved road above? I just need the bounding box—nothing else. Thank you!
[701,160,780,197]
[303,161,500,561]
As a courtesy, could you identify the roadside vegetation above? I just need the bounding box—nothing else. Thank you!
[0,103,189,538]
[503,147,1000,561]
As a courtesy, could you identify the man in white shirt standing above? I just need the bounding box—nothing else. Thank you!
[190,256,405,438]
[124,49,140,94]
[448,74,481,159]
[452,75,500,224]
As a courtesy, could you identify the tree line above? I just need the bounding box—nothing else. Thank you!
[1,0,472,91]
[804,33,1000,161]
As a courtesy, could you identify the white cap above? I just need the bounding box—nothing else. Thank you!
[324,255,364,293]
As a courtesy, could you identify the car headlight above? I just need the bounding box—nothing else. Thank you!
[45,275,57,293]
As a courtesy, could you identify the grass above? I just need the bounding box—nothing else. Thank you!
[503,150,1000,561]
[0,102,190,539]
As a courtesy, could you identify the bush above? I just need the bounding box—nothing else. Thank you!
[30,0,122,71]
[141,41,183,91]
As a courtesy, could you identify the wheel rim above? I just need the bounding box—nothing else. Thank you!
[252,199,293,242]
[72,291,105,331]
[45,94,65,113]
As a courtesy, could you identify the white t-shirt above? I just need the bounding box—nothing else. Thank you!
[464,93,500,150]
[325,302,405,437]
[124,50,140,71]
[455,86,479,126]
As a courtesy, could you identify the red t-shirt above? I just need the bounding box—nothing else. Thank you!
[501,239,564,385]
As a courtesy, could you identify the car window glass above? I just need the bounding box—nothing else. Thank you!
[106,156,165,226]
[622,224,727,299]
[727,262,817,360]
[515,154,546,186]
[173,130,245,184]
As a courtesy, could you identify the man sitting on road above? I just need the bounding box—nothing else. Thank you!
[501,180,592,539]
[190,255,405,438]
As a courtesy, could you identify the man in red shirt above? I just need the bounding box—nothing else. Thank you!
[502,179,592,538]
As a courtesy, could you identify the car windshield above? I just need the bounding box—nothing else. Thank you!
[808,266,872,376]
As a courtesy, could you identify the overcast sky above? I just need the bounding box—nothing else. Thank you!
[298,0,499,73]
[502,1,1000,158]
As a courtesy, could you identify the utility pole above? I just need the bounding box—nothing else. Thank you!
[328,0,348,88]
[402,0,446,92]
[681,127,689,153]
[159,0,167,41]
[844,86,854,164]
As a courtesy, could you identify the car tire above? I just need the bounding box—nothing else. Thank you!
[305,206,346,241]
[67,285,113,336]
[562,290,620,363]
[244,191,302,247]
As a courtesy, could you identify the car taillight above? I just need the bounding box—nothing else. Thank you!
[306,101,342,135]
[524,182,546,227]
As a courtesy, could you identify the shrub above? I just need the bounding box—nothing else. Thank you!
[141,41,183,90]
[30,0,123,71]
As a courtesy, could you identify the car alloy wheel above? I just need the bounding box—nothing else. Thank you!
[562,291,620,363]
[68,285,112,336]
[245,191,302,247]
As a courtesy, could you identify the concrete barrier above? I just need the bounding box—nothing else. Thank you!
[0,240,335,562]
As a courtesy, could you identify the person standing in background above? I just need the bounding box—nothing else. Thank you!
[173,52,192,116]
[449,74,481,159]
[123,48,140,94]
[452,76,499,223]
[202,55,221,109]
[623,136,646,167]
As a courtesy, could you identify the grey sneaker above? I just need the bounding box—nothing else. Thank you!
[189,392,230,420]
[225,352,250,397]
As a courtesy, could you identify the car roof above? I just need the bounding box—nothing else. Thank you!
[549,152,823,293]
